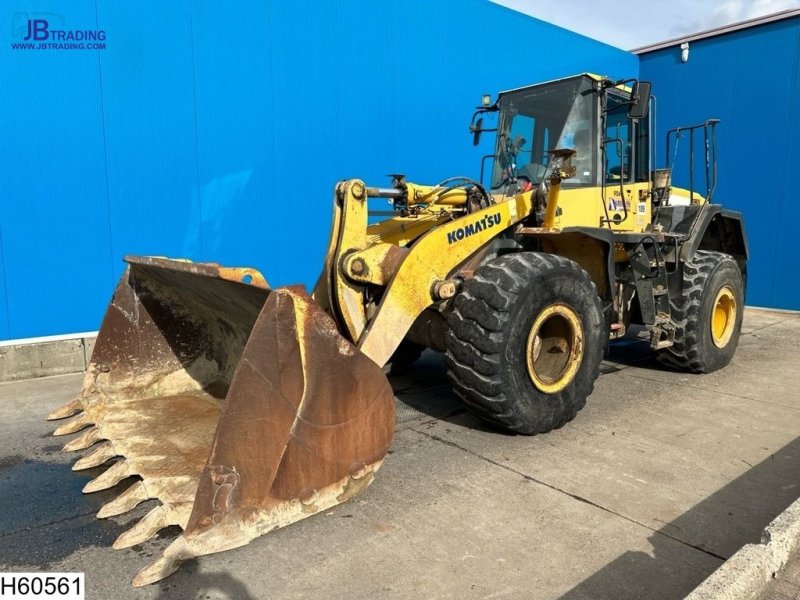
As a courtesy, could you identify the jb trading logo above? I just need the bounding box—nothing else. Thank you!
[11,13,106,50]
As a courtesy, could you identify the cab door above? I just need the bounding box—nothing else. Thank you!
[602,92,651,232]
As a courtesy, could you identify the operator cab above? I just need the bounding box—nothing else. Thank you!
[494,76,596,189]
[474,74,652,195]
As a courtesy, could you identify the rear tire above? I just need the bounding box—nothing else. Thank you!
[657,250,744,373]
[445,252,605,435]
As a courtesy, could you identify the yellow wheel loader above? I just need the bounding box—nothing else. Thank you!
[47,73,748,586]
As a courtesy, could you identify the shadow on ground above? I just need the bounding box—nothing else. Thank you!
[388,338,800,599]
[559,435,800,599]
[389,351,468,428]
[391,336,666,433]
[0,449,256,600]
[154,561,257,600]
[0,453,144,568]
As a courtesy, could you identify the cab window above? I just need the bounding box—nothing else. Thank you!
[604,92,649,183]
[604,94,631,183]
[493,77,597,188]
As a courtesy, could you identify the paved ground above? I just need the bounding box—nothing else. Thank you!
[1,308,799,600]
[760,549,800,600]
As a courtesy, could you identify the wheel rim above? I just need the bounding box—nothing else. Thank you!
[711,285,737,348]
[525,304,584,394]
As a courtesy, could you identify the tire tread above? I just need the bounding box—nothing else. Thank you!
[445,252,604,434]
[656,250,741,373]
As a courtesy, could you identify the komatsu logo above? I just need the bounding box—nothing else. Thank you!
[447,212,502,244]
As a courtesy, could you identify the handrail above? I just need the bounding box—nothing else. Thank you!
[665,119,720,202]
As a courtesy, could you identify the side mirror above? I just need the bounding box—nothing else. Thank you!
[628,81,652,119]
[471,117,484,146]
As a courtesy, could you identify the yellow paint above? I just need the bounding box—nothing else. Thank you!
[367,212,454,246]
[330,181,370,342]
[405,182,469,207]
[216,267,269,289]
[365,182,469,246]
[550,184,649,231]
[542,180,561,228]
[343,243,404,286]
[315,176,707,365]
[366,177,702,249]
[358,189,535,366]
[524,303,584,394]
[584,73,632,93]
[540,182,703,235]
[711,285,737,348]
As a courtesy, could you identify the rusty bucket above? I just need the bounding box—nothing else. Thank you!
[47,256,396,585]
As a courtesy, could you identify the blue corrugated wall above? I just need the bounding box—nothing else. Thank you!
[0,0,637,340]
[639,16,800,310]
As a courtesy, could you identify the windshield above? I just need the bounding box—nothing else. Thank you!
[492,77,596,189]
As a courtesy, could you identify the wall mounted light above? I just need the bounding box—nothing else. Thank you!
[681,42,690,63]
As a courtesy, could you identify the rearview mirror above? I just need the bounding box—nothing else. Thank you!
[628,81,652,119]
[471,117,484,146]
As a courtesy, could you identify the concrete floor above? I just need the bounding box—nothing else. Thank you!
[760,549,800,600]
[1,308,799,599]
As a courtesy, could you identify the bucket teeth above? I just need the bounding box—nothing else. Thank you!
[83,460,132,493]
[63,426,103,452]
[132,538,188,588]
[72,442,117,471]
[48,276,397,587]
[53,412,92,436]
[113,504,184,549]
[47,398,83,420]
[97,481,150,518]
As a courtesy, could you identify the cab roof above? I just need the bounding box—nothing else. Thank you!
[497,73,631,100]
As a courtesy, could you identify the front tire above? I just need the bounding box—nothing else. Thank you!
[657,250,744,373]
[445,252,605,435]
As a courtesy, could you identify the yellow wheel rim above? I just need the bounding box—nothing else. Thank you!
[711,285,737,348]
[525,304,584,394]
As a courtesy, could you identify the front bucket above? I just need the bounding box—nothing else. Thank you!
[47,257,396,585]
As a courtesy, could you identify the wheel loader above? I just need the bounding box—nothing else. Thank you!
[47,73,748,586]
